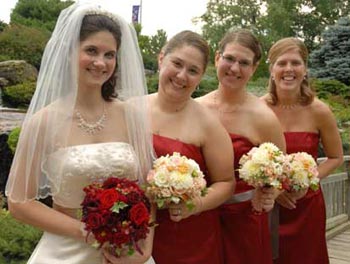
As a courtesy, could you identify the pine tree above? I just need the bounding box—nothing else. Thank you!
[310,17,350,85]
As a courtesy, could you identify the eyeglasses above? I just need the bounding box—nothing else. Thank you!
[219,53,253,68]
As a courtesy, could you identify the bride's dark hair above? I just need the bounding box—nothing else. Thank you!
[80,15,122,101]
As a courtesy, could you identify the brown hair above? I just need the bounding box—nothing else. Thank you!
[267,37,315,105]
[218,28,262,65]
[162,30,210,72]
[80,15,122,101]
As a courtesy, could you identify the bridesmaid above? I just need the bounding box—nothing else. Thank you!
[196,29,285,264]
[261,37,344,264]
[148,30,234,264]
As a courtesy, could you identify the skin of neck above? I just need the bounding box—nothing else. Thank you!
[216,84,247,105]
[76,86,105,112]
[156,89,190,113]
[275,88,301,105]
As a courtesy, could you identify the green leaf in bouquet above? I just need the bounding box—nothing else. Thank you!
[201,187,208,197]
[76,208,83,220]
[186,200,195,211]
[156,199,165,209]
[127,247,135,256]
[111,201,128,213]
[310,183,319,191]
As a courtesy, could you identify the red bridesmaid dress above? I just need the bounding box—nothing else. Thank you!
[276,132,329,264]
[220,133,273,264]
[152,134,222,264]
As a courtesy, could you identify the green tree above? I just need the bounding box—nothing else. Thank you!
[10,0,73,32]
[0,20,7,32]
[309,17,350,85]
[139,29,167,71]
[197,0,350,54]
[195,0,263,54]
[0,24,49,68]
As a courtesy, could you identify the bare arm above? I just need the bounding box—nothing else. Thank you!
[315,101,344,179]
[8,200,85,241]
[169,109,234,221]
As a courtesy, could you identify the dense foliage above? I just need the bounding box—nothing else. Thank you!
[10,0,73,32]
[7,127,21,154]
[2,81,36,108]
[0,205,42,263]
[194,0,350,79]
[0,24,49,68]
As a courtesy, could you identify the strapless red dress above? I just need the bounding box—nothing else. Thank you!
[220,133,272,264]
[276,132,329,264]
[152,134,222,264]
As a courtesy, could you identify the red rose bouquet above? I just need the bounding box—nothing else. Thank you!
[81,177,152,256]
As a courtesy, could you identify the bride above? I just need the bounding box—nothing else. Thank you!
[5,2,155,264]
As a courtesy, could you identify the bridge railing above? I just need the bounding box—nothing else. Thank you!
[319,155,350,239]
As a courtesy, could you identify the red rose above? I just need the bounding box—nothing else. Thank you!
[99,189,119,210]
[112,232,130,246]
[85,212,104,230]
[129,202,150,226]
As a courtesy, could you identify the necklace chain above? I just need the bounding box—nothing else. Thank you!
[76,103,107,135]
[213,90,246,114]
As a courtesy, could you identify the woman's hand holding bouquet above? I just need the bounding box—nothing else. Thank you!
[238,142,287,213]
[80,177,153,258]
[277,152,319,208]
[146,152,207,221]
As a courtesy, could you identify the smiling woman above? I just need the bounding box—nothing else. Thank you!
[5,2,155,264]
[148,30,234,264]
[262,37,343,264]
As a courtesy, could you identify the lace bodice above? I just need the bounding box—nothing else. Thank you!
[43,142,138,208]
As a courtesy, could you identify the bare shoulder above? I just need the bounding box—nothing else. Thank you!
[194,91,215,107]
[109,98,126,113]
[259,93,271,104]
[310,98,336,124]
[248,95,277,123]
[310,98,333,115]
[192,99,221,127]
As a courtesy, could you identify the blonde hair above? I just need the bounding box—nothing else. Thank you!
[267,37,315,105]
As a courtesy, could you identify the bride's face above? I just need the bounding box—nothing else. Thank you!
[78,30,117,89]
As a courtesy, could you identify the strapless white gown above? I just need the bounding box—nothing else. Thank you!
[28,142,155,264]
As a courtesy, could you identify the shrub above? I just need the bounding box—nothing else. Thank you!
[2,81,36,108]
[0,24,49,68]
[7,127,21,154]
[147,73,159,94]
[0,208,42,262]
[247,77,269,96]
[311,79,350,100]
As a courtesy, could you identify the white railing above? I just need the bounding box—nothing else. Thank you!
[319,155,350,239]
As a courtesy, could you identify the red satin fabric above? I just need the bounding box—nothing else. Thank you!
[276,132,329,264]
[220,133,273,264]
[152,134,222,264]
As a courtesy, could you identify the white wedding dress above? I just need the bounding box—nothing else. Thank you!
[28,142,155,264]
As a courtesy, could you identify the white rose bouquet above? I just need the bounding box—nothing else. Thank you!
[238,142,287,189]
[146,152,207,210]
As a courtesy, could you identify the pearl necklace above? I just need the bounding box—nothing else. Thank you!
[76,104,107,135]
[213,90,246,114]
